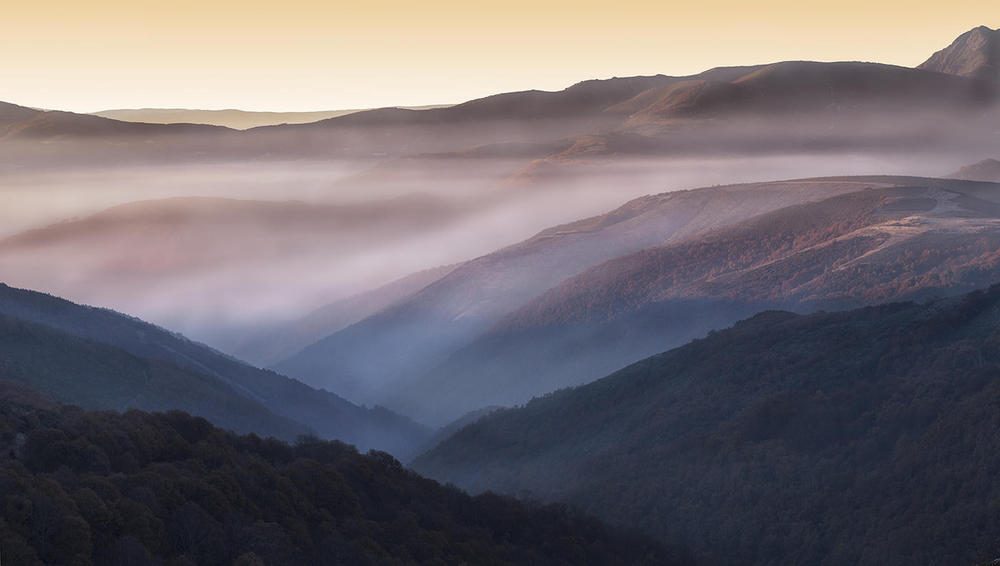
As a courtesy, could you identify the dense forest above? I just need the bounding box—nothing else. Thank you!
[416,284,1000,566]
[0,385,689,565]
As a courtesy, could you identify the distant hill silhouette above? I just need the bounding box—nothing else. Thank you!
[0,284,431,458]
[2,26,996,169]
[93,105,451,129]
[0,311,307,440]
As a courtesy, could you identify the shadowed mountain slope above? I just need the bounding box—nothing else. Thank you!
[520,58,1000,177]
[278,176,1000,424]
[396,177,1000,423]
[0,101,44,129]
[282,74,677,128]
[275,178,884,408]
[231,264,456,367]
[0,313,307,440]
[623,61,994,125]
[235,75,683,159]
[0,284,431,458]
[919,25,1000,81]
[0,101,246,170]
[415,285,1000,566]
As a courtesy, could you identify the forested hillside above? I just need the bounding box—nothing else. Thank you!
[0,389,689,565]
[0,284,430,458]
[0,313,307,440]
[416,285,1000,566]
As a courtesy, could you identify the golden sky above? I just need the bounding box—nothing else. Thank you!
[3,0,998,112]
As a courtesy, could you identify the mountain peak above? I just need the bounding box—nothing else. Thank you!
[918,25,1000,80]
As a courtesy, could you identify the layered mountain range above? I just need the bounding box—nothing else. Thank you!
[0,194,466,348]
[2,26,997,425]
[275,177,880,407]
[278,175,1000,424]
[6,20,1000,566]
[2,27,997,172]
[4,26,998,351]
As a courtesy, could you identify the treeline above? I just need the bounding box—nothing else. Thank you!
[0,387,690,565]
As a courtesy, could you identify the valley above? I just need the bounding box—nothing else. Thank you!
[2,19,1000,565]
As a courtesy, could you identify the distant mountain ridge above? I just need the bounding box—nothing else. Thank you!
[93,105,452,129]
[285,74,676,128]
[624,61,990,124]
[3,26,997,169]
[1,102,228,138]
[520,60,998,174]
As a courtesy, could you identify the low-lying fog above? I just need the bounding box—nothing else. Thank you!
[0,149,977,353]
[0,160,374,237]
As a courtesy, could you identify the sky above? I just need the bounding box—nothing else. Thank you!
[3,0,998,113]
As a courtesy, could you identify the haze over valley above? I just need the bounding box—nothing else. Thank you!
[3,10,1000,565]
